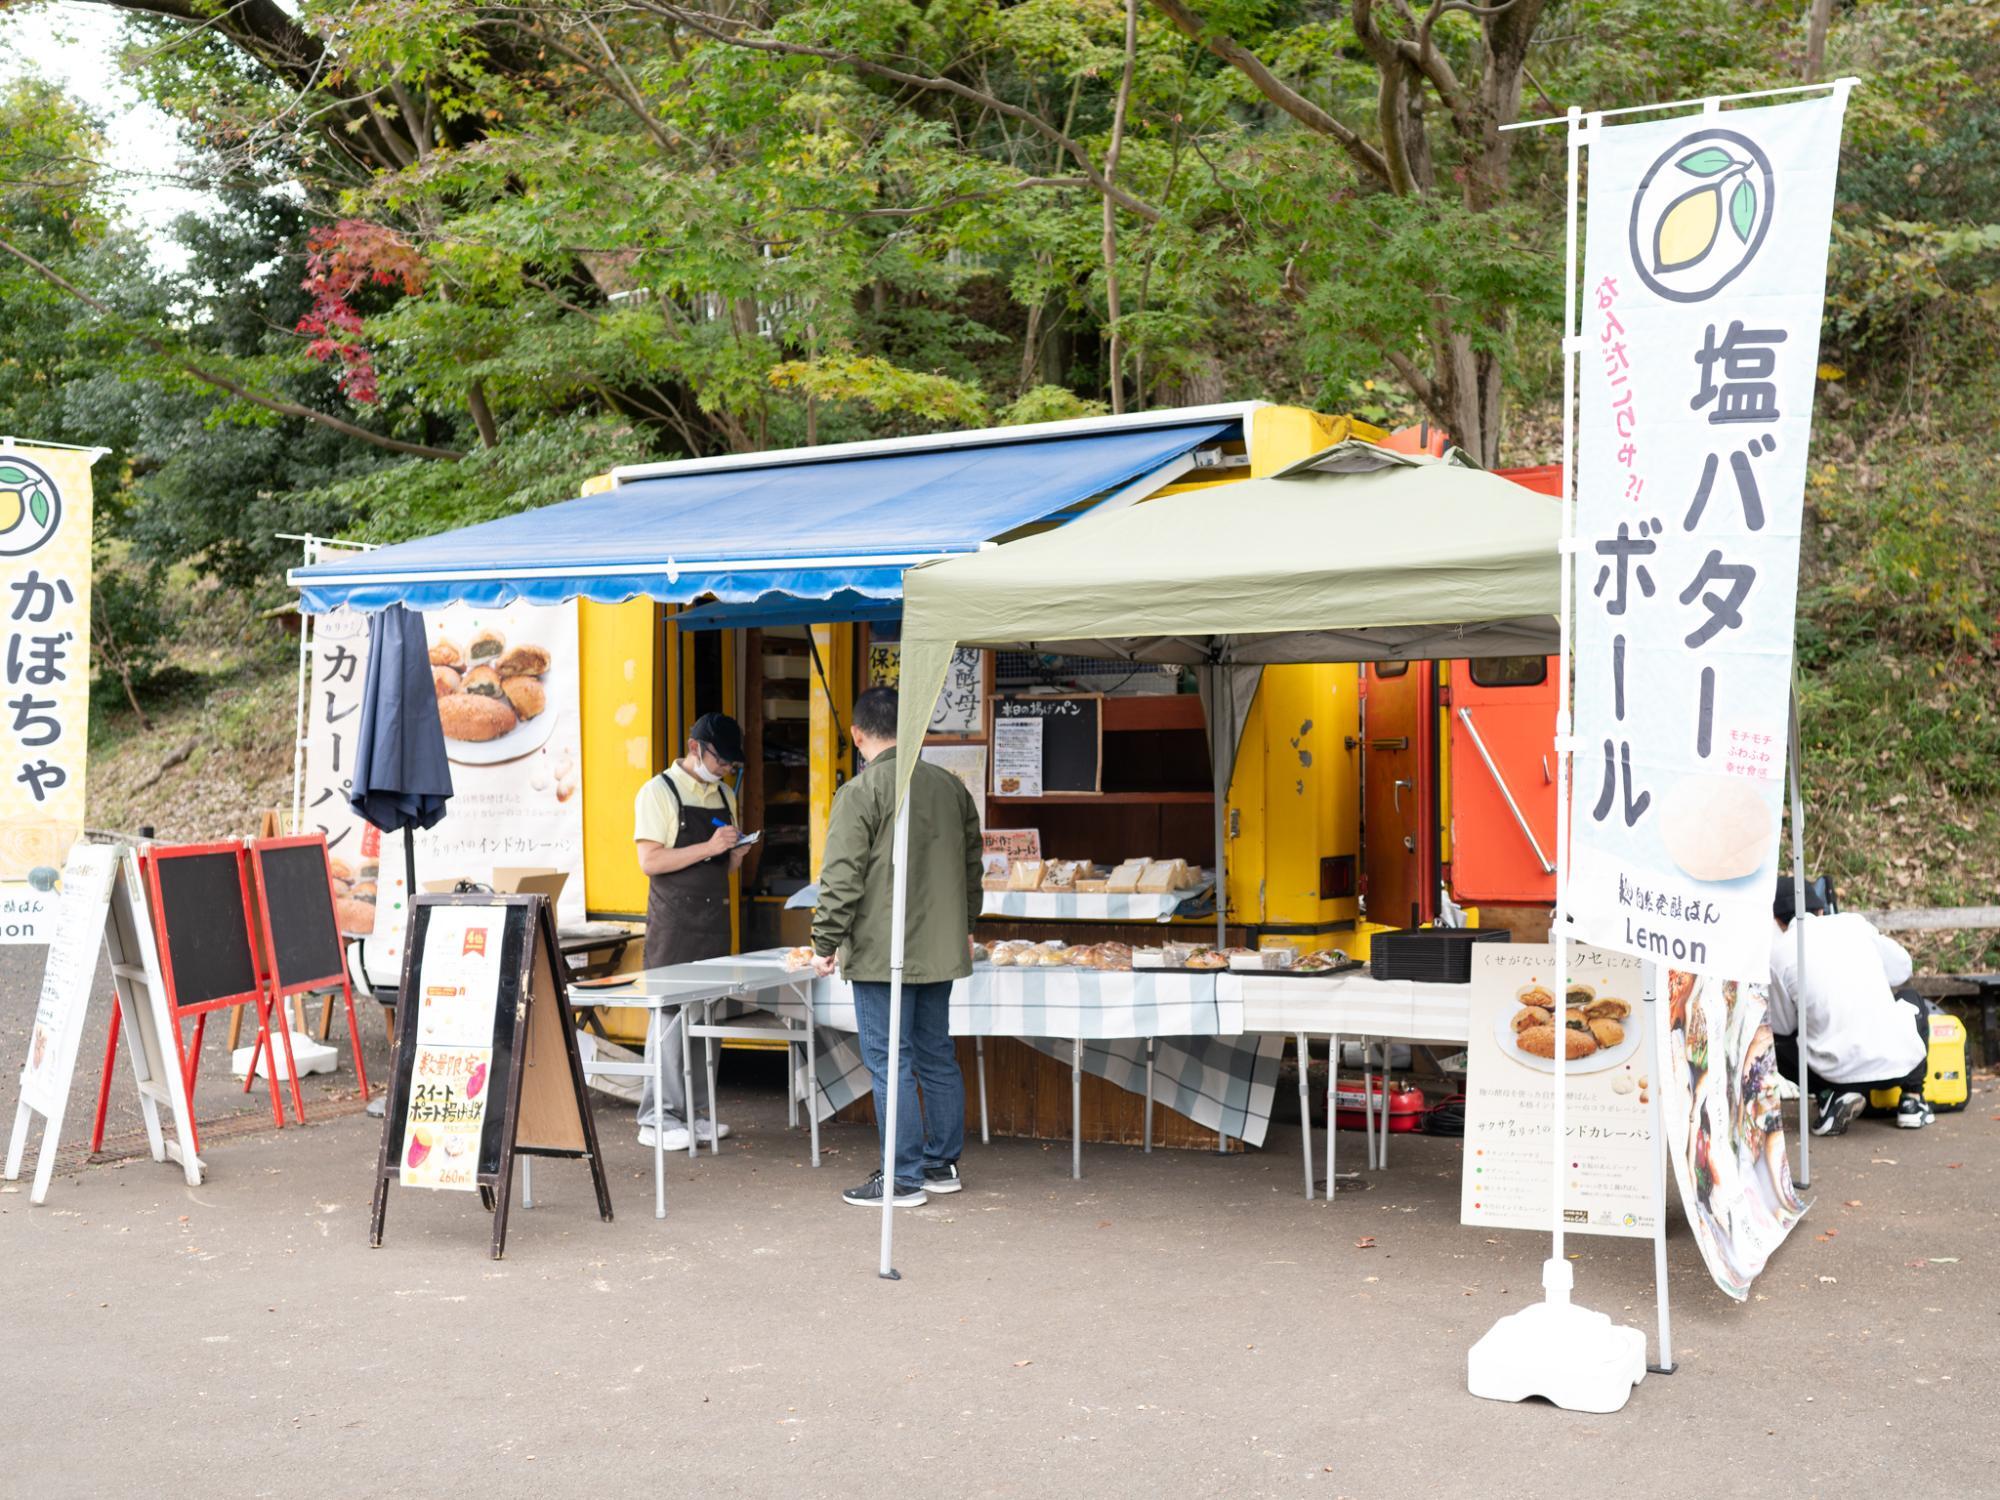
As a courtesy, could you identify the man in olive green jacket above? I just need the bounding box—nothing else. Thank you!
[813,686,982,1207]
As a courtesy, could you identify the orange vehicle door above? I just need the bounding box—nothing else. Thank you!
[1359,662,1436,931]
[1447,656,1558,904]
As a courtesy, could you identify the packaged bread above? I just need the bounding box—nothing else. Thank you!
[1007,859,1046,891]
[1074,878,1109,894]
[1042,861,1077,890]
[1105,859,1147,894]
[1033,943,1070,966]
[1136,859,1185,894]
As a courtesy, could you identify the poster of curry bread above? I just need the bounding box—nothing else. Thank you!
[1662,967,1809,1299]
[304,597,584,984]
[1461,943,1658,1240]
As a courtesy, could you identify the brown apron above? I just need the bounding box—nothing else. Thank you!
[643,774,733,968]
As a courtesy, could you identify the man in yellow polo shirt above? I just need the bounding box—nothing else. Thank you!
[633,712,747,1150]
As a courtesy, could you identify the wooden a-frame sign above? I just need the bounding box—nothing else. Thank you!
[369,893,611,1259]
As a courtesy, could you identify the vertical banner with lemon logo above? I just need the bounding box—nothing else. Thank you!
[0,444,98,943]
[1568,92,1849,983]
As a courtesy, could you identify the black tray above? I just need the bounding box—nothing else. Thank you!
[1270,959,1368,979]
[1368,928,1510,983]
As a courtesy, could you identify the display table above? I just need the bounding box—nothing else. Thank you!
[1222,970,1476,1203]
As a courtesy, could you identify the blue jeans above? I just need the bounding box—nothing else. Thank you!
[852,981,964,1189]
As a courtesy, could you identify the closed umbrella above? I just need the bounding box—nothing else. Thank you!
[348,602,453,1012]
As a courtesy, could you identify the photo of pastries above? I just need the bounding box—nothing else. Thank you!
[1494,976,1644,1074]
[428,624,563,764]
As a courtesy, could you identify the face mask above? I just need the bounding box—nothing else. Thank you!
[689,751,724,785]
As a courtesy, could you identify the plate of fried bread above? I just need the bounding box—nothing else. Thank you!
[1494,983,1641,1074]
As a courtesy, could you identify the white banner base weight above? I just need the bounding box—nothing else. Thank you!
[231,1031,337,1080]
[1468,1261,1647,1414]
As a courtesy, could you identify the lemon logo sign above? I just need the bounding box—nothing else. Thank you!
[1627,129,1774,303]
[0,455,61,558]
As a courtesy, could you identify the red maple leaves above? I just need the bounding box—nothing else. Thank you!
[295,220,426,404]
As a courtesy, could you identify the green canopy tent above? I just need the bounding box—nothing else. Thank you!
[866,442,1564,1276]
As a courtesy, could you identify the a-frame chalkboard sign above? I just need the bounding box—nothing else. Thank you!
[368,893,611,1259]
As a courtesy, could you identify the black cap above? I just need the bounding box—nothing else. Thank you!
[690,712,745,766]
[1772,874,1828,925]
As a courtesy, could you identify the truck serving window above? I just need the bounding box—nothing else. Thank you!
[1467,656,1547,688]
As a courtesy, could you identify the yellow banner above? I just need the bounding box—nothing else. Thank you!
[0,444,94,886]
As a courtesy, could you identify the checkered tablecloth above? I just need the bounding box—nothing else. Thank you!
[772,965,1275,1146]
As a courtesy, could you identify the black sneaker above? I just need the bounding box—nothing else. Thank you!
[922,1163,963,1195]
[1896,1094,1930,1129]
[1813,1091,1866,1136]
[842,1171,927,1208]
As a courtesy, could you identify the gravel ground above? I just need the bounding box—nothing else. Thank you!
[3,943,1996,1499]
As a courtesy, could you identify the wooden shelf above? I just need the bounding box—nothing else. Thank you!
[1102,695,1205,732]
[993,791,1213,805]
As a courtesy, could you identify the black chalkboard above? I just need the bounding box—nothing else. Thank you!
[251,838,345,992]
[992,693,1102,794]
[150,846,260,1009]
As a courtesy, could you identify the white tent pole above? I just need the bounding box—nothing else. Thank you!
[878,794,914,1278]
[290,539,315,836]
[1545,104,1589,1297]
[1787,682,1811,1188]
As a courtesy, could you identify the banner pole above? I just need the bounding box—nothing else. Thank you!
[1645,960,1676,1373]
[1544,103,1588,1291]
[290,540,315,836]
[1787,681,1811,1187]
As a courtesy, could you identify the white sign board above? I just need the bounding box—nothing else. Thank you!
[1569,93,1849,982]
[6,845,200,1202]
[399,905,503,1191]
[1460,943,1659,1239]
[991,715,1042,799]
[920,743,987,827]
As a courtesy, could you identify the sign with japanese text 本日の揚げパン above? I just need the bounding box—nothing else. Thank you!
[0,445,97,942]
[1569,93,1849,982]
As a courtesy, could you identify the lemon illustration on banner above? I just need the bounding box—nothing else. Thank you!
[0,455,62,558]
[1628,130,1775,303]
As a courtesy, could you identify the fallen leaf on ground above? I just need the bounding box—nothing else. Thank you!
[1012,1360,1032,1368]
[1096,1220,1112,1228]
[1844,1200,1863,1208]
[1354,1236,1376,1249]
[1870,1158,1898,1165]
[1818,1275,1838,1284]
[1929,1257,1959,1264]
[1945,1163,1962,1169]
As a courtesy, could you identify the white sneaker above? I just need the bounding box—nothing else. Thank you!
[638,1123,691,1151]
[693,1118,733,1142]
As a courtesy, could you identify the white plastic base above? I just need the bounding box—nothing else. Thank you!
[230,1031,338,1081]
[1468,1267,1647,1413]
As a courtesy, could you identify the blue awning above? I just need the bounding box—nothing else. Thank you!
[673,590,903,631]
[291,421,1233,614]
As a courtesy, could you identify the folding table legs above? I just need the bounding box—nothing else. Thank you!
[1142,1039,1154,1154]
[1296,1032,1314,1200]
[653,1027,668,1217]
[975,1036,990,1145]
[681,1003,698,1160]
[1071,1037,1083,1182]
[803,1009,820,1168]
[1325,1032,1339,1201]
